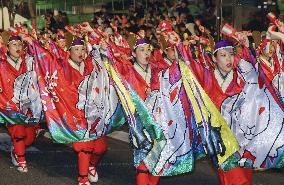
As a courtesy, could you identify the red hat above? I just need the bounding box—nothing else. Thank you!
[159,20,172,32]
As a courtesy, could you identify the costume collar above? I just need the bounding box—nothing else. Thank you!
[214,68,233,92]
[133,62,152,85]
[68,59,85,75]
[7,55,22,71]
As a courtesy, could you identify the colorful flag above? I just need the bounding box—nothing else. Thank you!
[32,41,125,143]
[105,53,237,175]
[221,59,284,169]
[143,63,205,176]
[104,59,166,169]
[0,57,43,126]
[179,60,239,167]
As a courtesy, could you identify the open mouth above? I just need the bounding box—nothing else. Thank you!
[226,63,232,68]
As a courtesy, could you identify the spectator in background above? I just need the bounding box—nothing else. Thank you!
[177,1,189,15]
[116,14,128,28]
[204,0,214,8]
[179,12,187,24]
[93,12,104,26]
[177,23,187,38]
[168,1,178,17]
[45,11,58,32]
[185,15,196,35]
[56,11,68,30]
[204,7,216,34]
[244,11,267,32]
[62,12,69,27]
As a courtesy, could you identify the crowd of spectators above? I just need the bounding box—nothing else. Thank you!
[40,0,278,48]
[44,11,69,32]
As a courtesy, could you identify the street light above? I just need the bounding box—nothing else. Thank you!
[216,0,223,40]
[112,0,114,11]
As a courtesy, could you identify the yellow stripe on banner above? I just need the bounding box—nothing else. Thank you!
[178,60,209,123]
[179,60,239,165]
[183,69,209,123]
[104,60,136,115]
[183,72,205,123]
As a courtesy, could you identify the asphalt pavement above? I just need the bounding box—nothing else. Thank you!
[0,127,283,185]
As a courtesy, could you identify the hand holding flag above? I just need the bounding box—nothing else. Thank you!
[79,22,93,33]
[221,23,250,47]
[65,25,82,37]
[267,12,284,33]
[267,25,284,43]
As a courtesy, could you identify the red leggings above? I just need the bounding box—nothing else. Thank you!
[218,167,252,185]
[72,137,107,177]
[7,124,37,162]
[136,163,160,185]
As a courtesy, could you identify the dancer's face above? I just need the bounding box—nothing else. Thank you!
[214,48,234,74]
[134,44,151,66]
[165,47,177,61]
[8,40,23,59]
[70,46,86,63]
